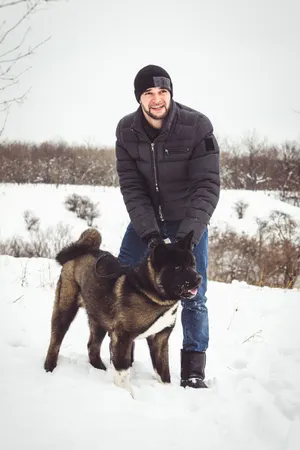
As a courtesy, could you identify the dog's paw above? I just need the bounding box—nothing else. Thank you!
[113,368,134,396]
[44,359,57,373]
[154,370,171,384]
[89,358,106,371]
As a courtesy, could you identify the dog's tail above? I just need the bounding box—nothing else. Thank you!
[55,228,102,266]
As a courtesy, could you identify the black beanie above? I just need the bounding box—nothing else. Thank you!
[134,65,173,102]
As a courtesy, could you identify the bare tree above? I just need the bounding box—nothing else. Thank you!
[0,0,59,135]
[220,139,246,189]
[277,141,300,206]
[241,133,270,190]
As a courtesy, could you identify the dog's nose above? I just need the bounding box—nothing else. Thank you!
[196,273,202,285]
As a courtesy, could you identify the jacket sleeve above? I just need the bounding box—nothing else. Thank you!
[115,121,160,241]
[175,116,220,246]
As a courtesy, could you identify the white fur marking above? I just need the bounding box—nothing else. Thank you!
[136,303,178,340]
[113,369,131,392]
[155,370,164,384]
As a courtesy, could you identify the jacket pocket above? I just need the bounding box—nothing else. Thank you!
[164,147,190,156]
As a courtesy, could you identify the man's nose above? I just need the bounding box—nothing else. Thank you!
[152,93,161,103]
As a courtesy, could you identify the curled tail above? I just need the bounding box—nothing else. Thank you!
[56,228,102,266]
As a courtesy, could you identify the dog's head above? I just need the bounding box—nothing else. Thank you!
[150,230,202,300]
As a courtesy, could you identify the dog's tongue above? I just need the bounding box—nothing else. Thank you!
[188,288,198,296]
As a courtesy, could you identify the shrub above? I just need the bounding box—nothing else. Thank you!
[64,193,82,213]
[0,222,72,259]
[234,200,249,219]
[208,210,300,289]
[65,193,100,226]
[24,210,40,232]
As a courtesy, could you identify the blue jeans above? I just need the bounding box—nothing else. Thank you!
[118,221,209,352]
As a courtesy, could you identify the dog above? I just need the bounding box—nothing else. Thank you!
[44,228,201,392]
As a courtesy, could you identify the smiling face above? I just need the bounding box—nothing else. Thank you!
[140,87,171,127]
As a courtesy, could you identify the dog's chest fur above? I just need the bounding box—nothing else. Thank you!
[136,303,178,340]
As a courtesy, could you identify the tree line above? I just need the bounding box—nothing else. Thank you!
[0,138,299,204]
[0,141,118,186]
[220,135,300,205]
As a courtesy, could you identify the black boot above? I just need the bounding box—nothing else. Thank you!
[180,349,208,388]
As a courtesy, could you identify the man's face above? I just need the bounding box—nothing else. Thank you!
[140,87,171,121]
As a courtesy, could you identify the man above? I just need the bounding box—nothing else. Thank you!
[115,64,220,388]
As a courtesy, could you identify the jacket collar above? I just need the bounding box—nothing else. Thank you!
[131,100,178,137]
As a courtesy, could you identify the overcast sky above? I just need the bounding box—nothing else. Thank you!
[1,0,300,146]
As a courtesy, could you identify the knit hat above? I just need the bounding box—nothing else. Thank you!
[134,64,173,102]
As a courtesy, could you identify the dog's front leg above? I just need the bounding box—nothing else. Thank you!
[110,332,134,393]
[147,326,174,383]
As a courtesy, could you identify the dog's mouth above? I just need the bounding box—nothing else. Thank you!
[180,286,199,299]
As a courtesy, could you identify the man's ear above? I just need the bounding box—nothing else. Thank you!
[176,230,194,250]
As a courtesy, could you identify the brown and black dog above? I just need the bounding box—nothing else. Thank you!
[44,228,201,392]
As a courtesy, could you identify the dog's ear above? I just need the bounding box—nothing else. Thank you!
[176,230,194,250]
[151,241,168,262]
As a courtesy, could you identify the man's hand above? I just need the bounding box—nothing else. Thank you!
[147,233,163,249]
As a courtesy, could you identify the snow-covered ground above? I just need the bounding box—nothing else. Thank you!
[1,183,300,254]
[0,184,300,449]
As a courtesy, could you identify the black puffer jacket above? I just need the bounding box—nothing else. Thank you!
[115,101,220,246]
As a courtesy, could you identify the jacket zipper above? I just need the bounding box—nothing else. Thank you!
[131,128,167,222]
[151,142,164,222]
[151,142,159,193]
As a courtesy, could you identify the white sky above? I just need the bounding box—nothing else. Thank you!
[1,0,300,146]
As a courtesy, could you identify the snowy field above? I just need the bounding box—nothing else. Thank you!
[1,183,300,253]
[0,184,300,450]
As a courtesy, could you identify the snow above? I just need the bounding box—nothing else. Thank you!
[1,183,300,249]
[0,183,300,450]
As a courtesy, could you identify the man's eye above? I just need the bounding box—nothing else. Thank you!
[175,266,181,270]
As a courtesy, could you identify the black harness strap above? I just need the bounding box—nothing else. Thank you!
[94,252,120,280]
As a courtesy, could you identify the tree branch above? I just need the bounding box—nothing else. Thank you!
[0,36,50,63]
[0,0,59,135]
[0,57,18,78]
[0,0,59,8]
[0,1,28,8]
[0,65,31,83]
[0,2,41,46]
[0,26,29,59]
[0,105,9,136]
[242,330,262,344]
[0,86,31,106]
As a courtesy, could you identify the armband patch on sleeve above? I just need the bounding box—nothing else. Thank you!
[204,137,215,152]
